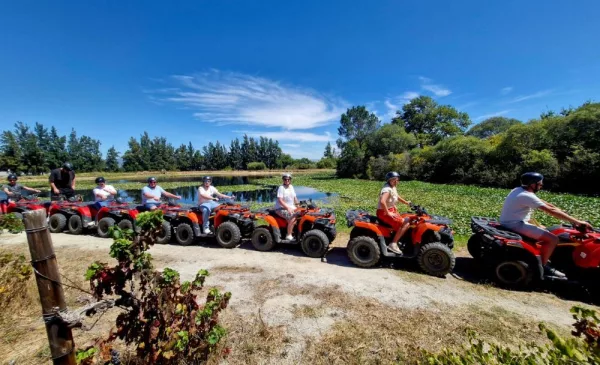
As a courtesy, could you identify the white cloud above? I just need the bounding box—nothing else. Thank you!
[419,76,452,97]
[475,110,512,121]
[236,130,334,143]
[382,92,419,120]
[500,86,513,95]
[158,70,346,130]
[281,143,300,148]
[508,89,553,103]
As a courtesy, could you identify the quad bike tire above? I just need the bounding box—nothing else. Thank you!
[97,217,116,238]
[251,227,275,252]
[156,221,172,245]
[347,236,381,268]
[301,229,329,258]
[216,221,242,249]
[175,223,195,246]
[49,214,67,233]
[493,260,534,289]
[68,215,84,235]
[117,219,133,231]
[418,242,455,277]
[467,235,485,261]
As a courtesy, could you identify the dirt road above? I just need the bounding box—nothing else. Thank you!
[2,232,597,364]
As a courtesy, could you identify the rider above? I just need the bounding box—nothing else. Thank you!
[3,174,41,201]
[141,177,181,210]
[93,177,117,207]
[49,162,76,200]
[274,173,300,241]
[499,172,593,278]
[198,176,234,234]
[377,171,412,255]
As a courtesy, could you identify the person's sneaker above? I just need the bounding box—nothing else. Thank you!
[543,265,566,278]
[203,228,211,234]
[285,235,294,241]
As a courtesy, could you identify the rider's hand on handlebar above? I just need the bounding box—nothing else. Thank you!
[575,220,593,231]
[53,188,59,194]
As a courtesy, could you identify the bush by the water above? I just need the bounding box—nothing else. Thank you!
[421,306,600,364]
[247,161,267,170]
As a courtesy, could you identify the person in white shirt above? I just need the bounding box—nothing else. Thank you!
[275,173,300,240]
[377,171,412,254]
[93,177,117,207]
[198,176,234,234]
[500,172,593,278]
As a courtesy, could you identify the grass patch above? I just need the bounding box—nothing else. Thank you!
[211,265,264,274]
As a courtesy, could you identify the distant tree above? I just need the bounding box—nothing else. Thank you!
[364,123,417,158]
[0,130,22,172]
[46,126,68,169]
[228,138,244,170]
[336,140,365,178]
[122,137,144,172]
[324,142,334,159]
[337,106,380,149]
[277,153,294,169]
[105,146,120,172]
[392,95,471,146]
[467,117,522,139]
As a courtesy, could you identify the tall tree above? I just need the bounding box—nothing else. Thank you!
[323,142,334,159]
[467,117,522,139]
[105,146,120,172]
[122,137,144,172]
[0,131,22,171]
[364,123,417,158]
[392,95,471,146]
[47,126,68,169]
[337,106,380,149]
[228,138,244,170]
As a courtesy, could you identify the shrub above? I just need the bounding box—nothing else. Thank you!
[316,157,337,169]
[0,213,24,234]
[247,161,266,170]
[421,305,600,364]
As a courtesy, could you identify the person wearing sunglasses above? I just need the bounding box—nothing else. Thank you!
[3,174,41,202]
[274,173,300,240]
[500,172,593,278]
[141,177,181,210]
[92,177,118,207]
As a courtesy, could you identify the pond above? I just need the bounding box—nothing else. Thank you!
[0,176,338,206]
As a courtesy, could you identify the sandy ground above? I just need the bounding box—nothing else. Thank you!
[2,231,597,363]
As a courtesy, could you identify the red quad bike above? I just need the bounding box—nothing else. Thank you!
[47,196,131,235]
[94,199,140,238]
[135,198,183,245]
[174,200,255,248]
[468,217,600,297]
[0,194,46,220]
[47,195,86,234]
[250,200,337,259]
[345,204,455,277]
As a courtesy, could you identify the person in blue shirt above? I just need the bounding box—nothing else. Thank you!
[141,177,181,210]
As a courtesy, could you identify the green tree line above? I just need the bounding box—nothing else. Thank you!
[0,123,307,173]
[334,96,600,194]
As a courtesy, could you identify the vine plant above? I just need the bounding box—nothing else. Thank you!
[78,210,231,364]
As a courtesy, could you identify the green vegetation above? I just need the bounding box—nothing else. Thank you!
[253,172,600,240]
[0,213,24,234]
[421,306,599,364]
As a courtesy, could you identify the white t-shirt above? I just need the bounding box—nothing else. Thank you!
[93,185,116,202]
[198,185,219,204]
[500,187,546,224]
[275,185,296,210]
[377,185,398,210]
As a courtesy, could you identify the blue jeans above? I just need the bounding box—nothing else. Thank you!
[200,200,220,229]
[144,202,161,210]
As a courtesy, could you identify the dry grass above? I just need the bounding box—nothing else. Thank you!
[211,265,265,274]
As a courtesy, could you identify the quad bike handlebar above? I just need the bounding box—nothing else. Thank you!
[409,203,428,216]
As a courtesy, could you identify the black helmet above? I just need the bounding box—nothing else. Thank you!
[521,172,544,186]
[282,173,292,180]
[147,177,157,183]
[95,177,106,184]
[7,173,17,181]
[62,162,74,171]
[203,176,212,183]
[385,171,401,182]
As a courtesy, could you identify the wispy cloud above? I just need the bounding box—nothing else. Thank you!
[382,92,419,120]
[281,143,300,148]
[419,76,452,97]
[157,70,346,130]
[500,86,513,95]
[456,101,479,110]
[508,89,553,103]
[475,110,512,121]
[236,130,334,143]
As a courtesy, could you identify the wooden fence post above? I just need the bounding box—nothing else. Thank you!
[23,209,76,365]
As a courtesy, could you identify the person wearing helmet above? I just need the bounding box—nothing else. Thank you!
[92,177,117,207]
[49,162,76,200]
[197,176,235,234]
[3,174,41,202]
[274,173,300,241]
[141,177,181,210]
[500,172,593,278]
[377,171,412,255]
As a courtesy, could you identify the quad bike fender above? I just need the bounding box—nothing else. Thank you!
[411,222,442,244]
[76,206,94,226]
[262,215,281,230]
[573,242,600,268]
[298,215,316,235]
[353,220,385,237]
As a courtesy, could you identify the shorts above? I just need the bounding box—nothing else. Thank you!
[275,208,297,221]
[376,207,408,231]
[500,221,549,240]
[144,202,161,209]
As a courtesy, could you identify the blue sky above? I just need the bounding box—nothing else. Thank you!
[1,0,599,160]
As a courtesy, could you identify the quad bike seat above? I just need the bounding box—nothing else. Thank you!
[136,205,149,212]
[471,217,523,240]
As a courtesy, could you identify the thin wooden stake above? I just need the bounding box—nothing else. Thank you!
[23,209,76,365]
